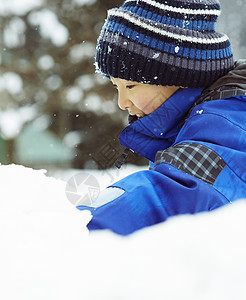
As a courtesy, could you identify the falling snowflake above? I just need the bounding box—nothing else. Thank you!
[196,109,203,115]
[152,53,160,59]
[174,46,179,53]
[108,45,112,53]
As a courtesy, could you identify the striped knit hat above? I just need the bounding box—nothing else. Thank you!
[95,0,234,88]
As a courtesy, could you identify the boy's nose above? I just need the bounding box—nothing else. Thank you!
[118,91,130,111]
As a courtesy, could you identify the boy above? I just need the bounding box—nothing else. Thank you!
[78,0,246,235]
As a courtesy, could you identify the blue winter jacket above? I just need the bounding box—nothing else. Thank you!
[78,61,246,235]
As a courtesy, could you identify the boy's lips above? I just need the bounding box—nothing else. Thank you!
[129,111,144,118]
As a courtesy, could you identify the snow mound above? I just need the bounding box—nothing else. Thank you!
[0,164,88,216]
[0,164,245,300]
[84,200,246,300]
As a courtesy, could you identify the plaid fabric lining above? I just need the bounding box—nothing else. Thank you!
[155,143,227,185]
[200,87,246,102]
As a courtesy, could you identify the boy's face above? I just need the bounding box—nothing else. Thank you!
[111,77,179,118]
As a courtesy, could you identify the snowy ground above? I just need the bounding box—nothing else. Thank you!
[0,164,246,300]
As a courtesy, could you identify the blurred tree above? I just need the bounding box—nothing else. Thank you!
[218,0,246,59]
[0,0,148,168]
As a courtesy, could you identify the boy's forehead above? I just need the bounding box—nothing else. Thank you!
[111,77,138,85]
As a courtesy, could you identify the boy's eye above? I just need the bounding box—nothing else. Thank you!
[126,85,135,89]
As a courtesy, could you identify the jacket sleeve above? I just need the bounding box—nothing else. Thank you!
[77,164,230,236]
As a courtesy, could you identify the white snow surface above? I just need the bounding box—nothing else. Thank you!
[0,164,246,300]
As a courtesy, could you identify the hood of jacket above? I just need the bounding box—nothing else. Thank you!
[199,59,246,101]
[119,88,203,162]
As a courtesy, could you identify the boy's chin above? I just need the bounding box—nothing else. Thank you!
[136,113,145,119]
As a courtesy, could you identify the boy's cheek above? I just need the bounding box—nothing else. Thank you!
[135,95,154,110]
[139,97,162,114]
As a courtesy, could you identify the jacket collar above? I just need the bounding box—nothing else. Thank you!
[119,88,203,161]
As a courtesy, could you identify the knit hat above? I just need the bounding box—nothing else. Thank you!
[95,0,234,88]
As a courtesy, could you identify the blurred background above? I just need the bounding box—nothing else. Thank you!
[0,0,245,172]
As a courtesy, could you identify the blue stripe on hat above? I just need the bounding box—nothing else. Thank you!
[122,1,219,21]
[106,15,229,49]
[105,21,232,60]
[122,5,216,31]
[96,40,233,87]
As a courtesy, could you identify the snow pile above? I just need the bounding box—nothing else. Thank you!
[88,202,246,300]
[0,164,246,300]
